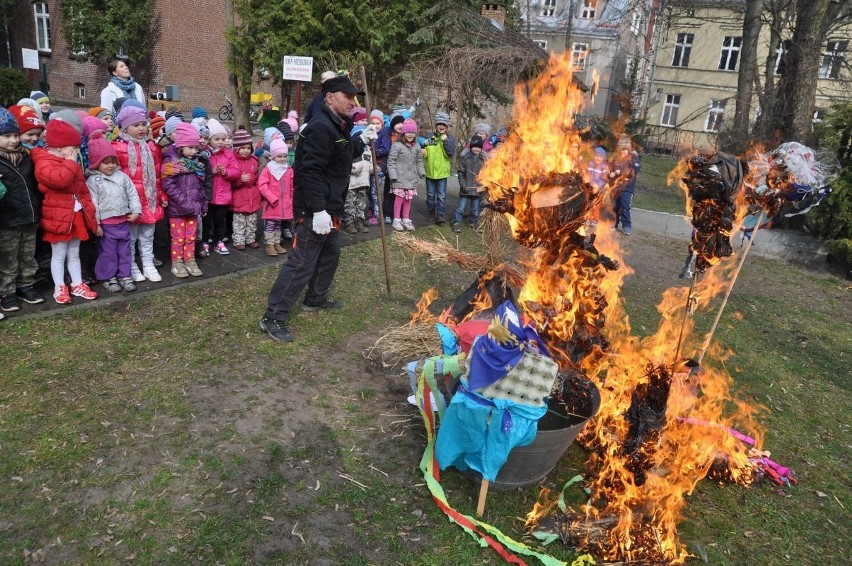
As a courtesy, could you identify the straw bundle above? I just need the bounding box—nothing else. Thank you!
[363,322,443,368]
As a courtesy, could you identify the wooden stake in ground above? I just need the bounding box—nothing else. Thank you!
[697,211,766,364]
[476,479,489,517]
[359,65,392,295]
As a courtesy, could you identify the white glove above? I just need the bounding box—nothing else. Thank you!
[360,124,378,143]
[312,210,333,235]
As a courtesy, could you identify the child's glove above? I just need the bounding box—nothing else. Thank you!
[360,125,378,144]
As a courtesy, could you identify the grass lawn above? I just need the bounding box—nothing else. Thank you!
[634,155,686,215]
[0,228,849,565]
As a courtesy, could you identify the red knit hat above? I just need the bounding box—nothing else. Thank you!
[149,115,166,139]
[8,105,45,134]
[45,119,81,148]
[87,131,117,170]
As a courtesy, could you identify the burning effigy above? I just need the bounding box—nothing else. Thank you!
[368,52,806,565]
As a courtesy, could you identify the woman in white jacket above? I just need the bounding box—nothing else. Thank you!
[100,59,146,110]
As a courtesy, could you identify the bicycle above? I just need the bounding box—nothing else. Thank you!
[218,94,261,123]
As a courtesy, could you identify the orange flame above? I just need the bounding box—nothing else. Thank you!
[472,52,764,563]
[409,288,438,328]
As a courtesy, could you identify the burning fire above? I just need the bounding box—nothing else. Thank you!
[476,53,764,563]
[410,288,439,327]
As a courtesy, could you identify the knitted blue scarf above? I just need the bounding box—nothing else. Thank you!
[110,76,138,100]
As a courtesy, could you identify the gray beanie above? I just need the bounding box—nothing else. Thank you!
[473,122,491,137]
[434,111,451,126]
[50,109,83,134]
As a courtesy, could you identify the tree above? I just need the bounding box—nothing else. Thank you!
[730,0,763,150]
[0,68,31,106]
[59,0,157,83]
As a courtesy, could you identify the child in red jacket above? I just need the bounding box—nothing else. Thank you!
[203,119,238,255]
[230,129,260,250]
[31,119,99,304]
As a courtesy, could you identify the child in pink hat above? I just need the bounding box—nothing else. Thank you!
[386,119,424,231]
[257,139,293,256]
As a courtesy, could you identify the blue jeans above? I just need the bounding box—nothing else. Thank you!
[615,191,633,229]
[454,195,482,225]
[426,177,448,220]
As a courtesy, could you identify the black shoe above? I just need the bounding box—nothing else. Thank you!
[0,294,20,312]
[435,218,446,226]
[302,298,343,311]
[16,286,44,304]
[259,317,293,342]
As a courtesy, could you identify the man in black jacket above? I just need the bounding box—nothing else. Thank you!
[260,75,378,342]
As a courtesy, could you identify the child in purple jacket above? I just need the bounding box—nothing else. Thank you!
[161,123,208,278]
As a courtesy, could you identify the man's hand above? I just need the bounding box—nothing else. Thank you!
[312,210,333,235]
[360,125,378,144]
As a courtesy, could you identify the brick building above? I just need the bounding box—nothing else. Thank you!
[0,0,277,115]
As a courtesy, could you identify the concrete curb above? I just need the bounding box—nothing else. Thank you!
[632,208,829,266]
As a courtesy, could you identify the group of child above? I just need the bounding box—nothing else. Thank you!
[0,94,298,316]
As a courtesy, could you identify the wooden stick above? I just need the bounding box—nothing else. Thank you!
[359,65,392,295]
[476,479,489,517]
[697,210,765,364]
[673,269,699,365]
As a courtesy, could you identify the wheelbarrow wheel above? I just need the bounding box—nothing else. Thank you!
[218,104,232,122]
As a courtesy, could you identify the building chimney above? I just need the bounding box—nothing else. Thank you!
[481,3,506,26]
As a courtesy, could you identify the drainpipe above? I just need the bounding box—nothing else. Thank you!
[642,0,666,120]
[4,13,11,68]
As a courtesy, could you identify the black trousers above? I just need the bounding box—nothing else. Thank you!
[202,204,229,243]
[264,219,341,321]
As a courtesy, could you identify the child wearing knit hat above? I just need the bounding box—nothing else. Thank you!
[160,123,208,278]
[112,105,165,282]
[202,119,239,255]
[0,107,44,314]
[8,105,45,150]
[387,119,425,232]
[608,133,640,236]
[422,110,457,224]
[85,131,142,292]
[30,91,51,121]
[30,119,100,304]
[230,128,261,251]
[258,139,294,256]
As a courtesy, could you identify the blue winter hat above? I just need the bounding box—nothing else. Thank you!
[192,106,208,119]
[120,98,147,112]
[164,116,183,136]
[30,91,49,104]
[263,126,282,149]
[594,146,606,158]
[0,107,20,135]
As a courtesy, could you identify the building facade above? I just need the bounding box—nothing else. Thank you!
[641,0,852,153]
[516,0,648,119]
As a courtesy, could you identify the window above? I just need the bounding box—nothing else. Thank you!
[813,108,826,124]
[33,2,50,52]
[75,83,85,99]
[661,94,681,127]
[541,0,556,17]
[819,40,847,79]
[672,33,694,68]
[718,36,742,71]
[580,0,596,19]
[571,43,588,70]
[534,40,548,50]
[704,99,726,132]
[774,39,792,75]
[630,12,642,37]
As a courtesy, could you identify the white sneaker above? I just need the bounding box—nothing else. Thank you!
[403,219,415,231]
[131,264,146,282]
[391,219,404,232]
[142,264,162,282]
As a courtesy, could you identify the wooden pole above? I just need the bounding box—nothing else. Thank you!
[359,65,392,295]
[294,81,302,116]
[697,211,765,364]
[476,479,489,517]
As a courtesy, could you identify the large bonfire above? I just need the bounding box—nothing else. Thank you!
[474,53,765,563]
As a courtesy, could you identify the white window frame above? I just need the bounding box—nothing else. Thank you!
[661,94,681,127]
[534,40,548,50]
[774,40,791,75]
[812,108,826,124]
[704,99,726,133]
[75,83,86,99]
[672,33,694,68]
[571,43,588,70]
[718,36,742,71]
[33,2,50,52]
[541,0,557,17]
[630,12,642,37]
[818,40,847,79]
[580,0,596,19]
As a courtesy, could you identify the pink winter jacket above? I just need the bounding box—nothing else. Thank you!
[208,148,239,206]
[258,164,294,221]
[112,138,164,225]
[232,153,260,213]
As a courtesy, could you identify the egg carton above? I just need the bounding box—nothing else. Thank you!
[475,347,558,407]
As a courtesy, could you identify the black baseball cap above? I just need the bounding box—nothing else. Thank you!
[322,76,366,96]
